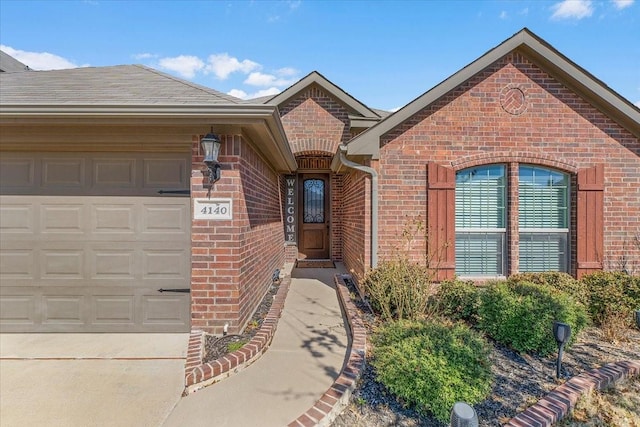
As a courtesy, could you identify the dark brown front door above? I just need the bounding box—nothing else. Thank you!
[299,174,330,259]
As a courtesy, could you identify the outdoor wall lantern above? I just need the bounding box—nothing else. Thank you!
[553,321,571,379]
[200,133,221,188]
[450,402,478,427]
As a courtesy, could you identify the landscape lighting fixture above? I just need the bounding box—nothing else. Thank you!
[450,402,479,427]
[553,321,571,379]
[635,310,640,329]
[200,133,221,188]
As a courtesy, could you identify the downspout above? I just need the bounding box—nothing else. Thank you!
[337,145,378,268]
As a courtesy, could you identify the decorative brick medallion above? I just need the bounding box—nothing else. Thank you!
[500,85,527,115]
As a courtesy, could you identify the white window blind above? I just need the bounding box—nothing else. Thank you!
[455,165,506,276]
[519,165,569,273]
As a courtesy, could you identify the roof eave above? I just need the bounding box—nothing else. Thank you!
[0,103,297,173]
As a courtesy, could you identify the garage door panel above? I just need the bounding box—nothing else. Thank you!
[0,151,191,332]
[92,249,136,279]
[42,294,85,325]
[0,157,35,188]
[142,203,189,235]
[0,249,35,279]
[0,294,37,326]
[42,157,86,189]
[92,203,136,235]
[92,295,135,325]
[41,204,85,234]
[0,204,34,234]
[143,249,189,279]
[142,295,189,326]
[143,158,188,188]
[93,158,137,188]
[41,250,84,279]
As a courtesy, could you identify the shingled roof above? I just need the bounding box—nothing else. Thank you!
[0,64,242,105]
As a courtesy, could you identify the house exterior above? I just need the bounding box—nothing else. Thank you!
[1,28,638,335]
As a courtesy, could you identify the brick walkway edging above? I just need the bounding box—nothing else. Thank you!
[287,274,367,427]
[183,277,291,395]
[506,359,640,426]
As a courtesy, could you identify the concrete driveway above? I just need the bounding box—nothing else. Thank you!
[0,333,188,427]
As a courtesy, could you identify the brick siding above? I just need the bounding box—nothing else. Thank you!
[190,134,285,335]
[366,52,639,277]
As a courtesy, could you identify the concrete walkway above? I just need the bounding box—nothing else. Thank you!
[162,266,349,427]
[0,333,188,427]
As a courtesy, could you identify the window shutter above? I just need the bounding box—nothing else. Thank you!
[427,162,455,280]
[577,164,604,279]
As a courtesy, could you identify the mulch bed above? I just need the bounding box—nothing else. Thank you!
[202,282,280,364]
[332,279,640,427]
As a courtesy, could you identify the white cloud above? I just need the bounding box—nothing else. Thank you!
[227,87,281,100]
[132,52,157,60]
[205,53,260,80]
[635,100,640,108]
[519,7,529,15]
[244,71,297,87]
[612,0,634,9]
[288,1,301,10]
[158,55,204,78]
[500,10,508,19]
[551,0,594,19]
[276,67,298,76]
[0,45,80,70]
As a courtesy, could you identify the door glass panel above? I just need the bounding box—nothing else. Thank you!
[303,179,324,223]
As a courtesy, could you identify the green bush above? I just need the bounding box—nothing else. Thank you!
[581,272,640,328]
[363,259,435,321]
[371,320,493,422]
[432,279,481,323]
[508,272,589,307]
[478,281,589,355]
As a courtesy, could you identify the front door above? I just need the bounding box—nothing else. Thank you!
[299,174,330,259]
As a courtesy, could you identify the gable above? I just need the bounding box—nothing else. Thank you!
[347,28,640,159]
[279,84,352,155]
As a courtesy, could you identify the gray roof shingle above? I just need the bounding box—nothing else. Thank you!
[0,64,242,105]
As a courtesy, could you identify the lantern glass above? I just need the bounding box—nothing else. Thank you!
[201,134,221,163]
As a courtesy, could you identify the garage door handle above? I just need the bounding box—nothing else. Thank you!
[157,288,191,293]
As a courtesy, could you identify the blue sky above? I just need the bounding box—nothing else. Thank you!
[1,0,638,111]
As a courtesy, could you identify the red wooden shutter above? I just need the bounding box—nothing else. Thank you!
[427,162,456,281]
[576,164,604,279]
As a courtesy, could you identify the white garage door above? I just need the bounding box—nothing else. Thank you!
[0,152,191,332]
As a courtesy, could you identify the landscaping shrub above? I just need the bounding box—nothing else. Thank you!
[478,281,589,355]
[371,319,493,422]
[362,259,435,321]
[581,271,640,330]
[508,272,589,306]
[432,279,481,323]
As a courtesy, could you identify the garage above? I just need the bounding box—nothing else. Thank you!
[0,151,191,332]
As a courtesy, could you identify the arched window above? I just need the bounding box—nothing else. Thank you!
[454,164,569,277]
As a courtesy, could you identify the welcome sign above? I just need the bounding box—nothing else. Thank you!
[284,175,297,244]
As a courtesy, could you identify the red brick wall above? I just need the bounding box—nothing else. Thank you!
[280,85,352,155]
[341,168,370,281]
[190,134,285,335]
[374,52,639,276]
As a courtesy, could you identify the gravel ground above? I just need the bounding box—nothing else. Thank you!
[202,282,280,363]
[332,281,640,427]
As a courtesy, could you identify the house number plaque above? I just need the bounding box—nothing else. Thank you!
[194,198,233,220]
